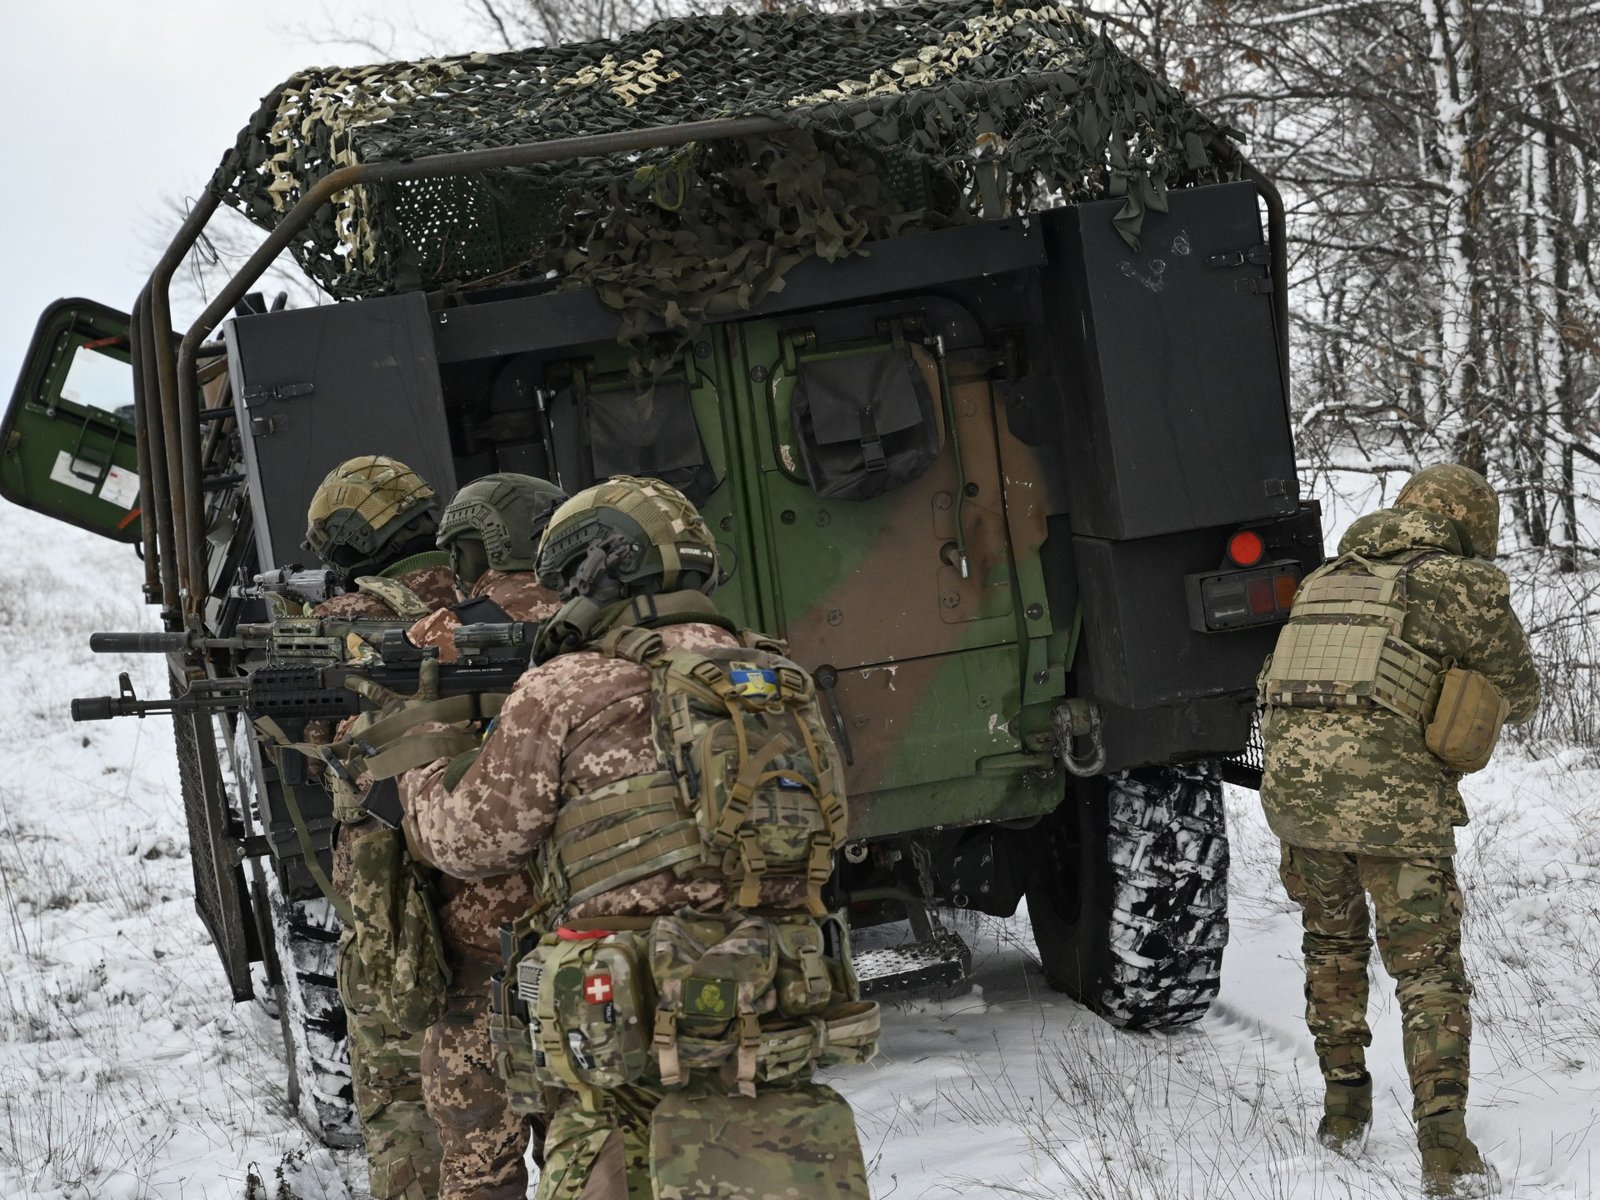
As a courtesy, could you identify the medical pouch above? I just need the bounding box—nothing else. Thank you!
[524,929,655,1105]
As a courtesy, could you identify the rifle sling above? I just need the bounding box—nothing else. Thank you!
[255,712,357,926]
[279,777,355,926]
[364,730,484,782]
[354,692,506,751]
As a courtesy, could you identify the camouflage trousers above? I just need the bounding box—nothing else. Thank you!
[537,1082,658,1200]
[422,962,541,1200]
[537,1076,871,1200]
[339,937,444,1199]
[1278,843,1471,1119]
[335,832,442,1200]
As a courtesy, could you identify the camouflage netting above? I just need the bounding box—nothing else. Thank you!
[208,0,1241,341]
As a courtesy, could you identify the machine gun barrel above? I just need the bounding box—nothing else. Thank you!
[89,632,193,654]
[70,627,540,723]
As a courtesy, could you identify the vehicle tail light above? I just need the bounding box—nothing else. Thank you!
[1186,561,1302,632]
[1226,529,1265,567]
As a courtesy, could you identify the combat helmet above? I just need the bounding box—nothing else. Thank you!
[1395,464,1500,559]
[304,455,439,581]
[537,475,719,600]
[437,473,567,587]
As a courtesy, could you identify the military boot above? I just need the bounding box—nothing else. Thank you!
[1418,1110,1498,1197]
[1315,1073,1371,1154]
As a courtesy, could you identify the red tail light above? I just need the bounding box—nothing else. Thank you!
[1226,529,1265,567]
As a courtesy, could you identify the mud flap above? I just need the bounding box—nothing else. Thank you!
[649,1082,870,1200]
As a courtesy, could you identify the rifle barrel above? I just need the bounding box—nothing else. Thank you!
[89,632,192,654]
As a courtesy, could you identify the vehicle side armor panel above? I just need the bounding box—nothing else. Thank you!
[225,293,458,570]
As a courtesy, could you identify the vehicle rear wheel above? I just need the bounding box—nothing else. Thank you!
[1024,761,1229,1030]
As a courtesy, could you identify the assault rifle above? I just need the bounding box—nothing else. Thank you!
[70,617,541,723]
[228,564,342,607]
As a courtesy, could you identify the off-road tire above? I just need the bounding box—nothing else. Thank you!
[264,877,361,1148]
[1025,761,1228,1030]
[223,718,361,1149]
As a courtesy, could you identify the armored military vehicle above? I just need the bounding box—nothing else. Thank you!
[2,2,1323,1144]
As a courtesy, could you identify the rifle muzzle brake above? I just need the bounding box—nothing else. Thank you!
[71,697,117,721]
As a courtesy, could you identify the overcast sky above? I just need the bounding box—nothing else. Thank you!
[0,1,488,392]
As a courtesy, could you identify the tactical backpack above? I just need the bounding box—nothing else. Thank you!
[335,816,454,1034]
[538,625,848,918]
[490,624,878,1111]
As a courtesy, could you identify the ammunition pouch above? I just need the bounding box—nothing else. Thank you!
[1425,666,1508,773]
[493,909,876,1112]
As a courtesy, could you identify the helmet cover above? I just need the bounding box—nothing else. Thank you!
[303,455,438,577]
[536,475,718,598]
[1395,463,1500,558]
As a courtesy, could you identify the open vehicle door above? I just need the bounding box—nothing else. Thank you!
[2,299,143,542]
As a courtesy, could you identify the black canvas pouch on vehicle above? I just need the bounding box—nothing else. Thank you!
[586,380,716,505]
[792,345,940,501]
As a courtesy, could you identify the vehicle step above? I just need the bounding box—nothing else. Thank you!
[853,926,972,997]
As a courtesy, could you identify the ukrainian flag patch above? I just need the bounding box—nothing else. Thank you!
[729,662,780,699]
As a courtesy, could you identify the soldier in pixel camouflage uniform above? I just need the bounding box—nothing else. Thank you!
[399,476,872,1200]
[403,472,566,1200]
[304,455,457,1200]
[1258,464,1540,1197]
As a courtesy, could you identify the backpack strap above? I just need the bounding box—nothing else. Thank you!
[354,575,434,621]
[592,625,666,666]
[738,629,789,654]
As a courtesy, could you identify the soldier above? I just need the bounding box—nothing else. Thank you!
[1257,464,1540,1197]
[398,476,874,1200]
[305,455,457,624]
[402,473,566,1200]
[303,455,457,1200]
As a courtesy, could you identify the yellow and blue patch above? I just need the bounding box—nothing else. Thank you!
[728,661,780,700]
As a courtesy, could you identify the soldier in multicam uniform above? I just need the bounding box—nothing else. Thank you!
[399,476,873,1200]
[1258,464,1540,1197]
[303,455,457,1200]
[402,473,566,1200]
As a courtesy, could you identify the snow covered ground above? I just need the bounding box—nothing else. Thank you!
[2,499,1597,1199]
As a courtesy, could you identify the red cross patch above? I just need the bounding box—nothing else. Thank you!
[583,973,614,1004]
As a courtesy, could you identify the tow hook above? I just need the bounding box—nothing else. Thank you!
[1052,698,1106,777]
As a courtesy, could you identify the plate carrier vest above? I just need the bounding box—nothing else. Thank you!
[1260,547,1447,724]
